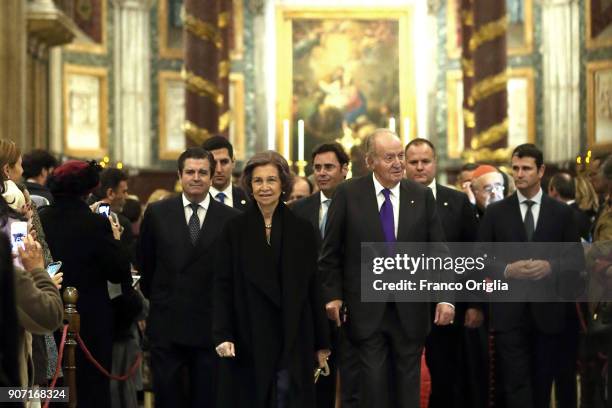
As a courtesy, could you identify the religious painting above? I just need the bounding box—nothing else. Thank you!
[446,0,533,58]
[158,71,186,160]
[586,0,612,49]
[65,0,107,54]
[446,68,535,159]
[276,7,415,162]
[159,0,184,59]
[587,61,612,148]
[63,65,108,157]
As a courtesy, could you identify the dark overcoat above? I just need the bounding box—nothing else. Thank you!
[213,202,330,408]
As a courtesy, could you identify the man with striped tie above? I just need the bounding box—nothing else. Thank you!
[139,147,239,407]
[202,135,250,211]
[291,142,350,407]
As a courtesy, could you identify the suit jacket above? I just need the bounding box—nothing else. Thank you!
[569,202,594,241]
[435,184,478,243]
[319,174,450,341]
[477,192,583,333]
[139,194,239,347]
[232,185,250,212]
[291,192,324,250]
[213,202,329,408]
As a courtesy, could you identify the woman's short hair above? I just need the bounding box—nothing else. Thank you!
[0,140,20,182]
[241,151,293,201]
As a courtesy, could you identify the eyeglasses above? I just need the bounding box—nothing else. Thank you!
[481,183,504,194]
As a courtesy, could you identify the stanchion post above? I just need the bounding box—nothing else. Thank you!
[63,287,80,408]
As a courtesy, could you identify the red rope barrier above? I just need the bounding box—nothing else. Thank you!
[43,324,68,408]
[76,333,142,381]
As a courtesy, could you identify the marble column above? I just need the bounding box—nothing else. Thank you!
[541,0,580,161]
[112,0,154,167]
[0,0,26,147]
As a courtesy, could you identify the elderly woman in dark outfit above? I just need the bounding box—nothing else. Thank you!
[214,151,330,408]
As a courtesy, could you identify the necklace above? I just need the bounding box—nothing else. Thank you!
[265,223,272,229]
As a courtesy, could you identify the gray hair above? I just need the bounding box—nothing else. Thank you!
[364,128,398,160]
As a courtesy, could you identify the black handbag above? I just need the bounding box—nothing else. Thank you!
[588,301,612,341]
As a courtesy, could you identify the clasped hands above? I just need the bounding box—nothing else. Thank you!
[325,299,455,327]
[505,259,552,280]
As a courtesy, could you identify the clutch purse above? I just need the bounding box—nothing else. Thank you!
[314,361,330,383]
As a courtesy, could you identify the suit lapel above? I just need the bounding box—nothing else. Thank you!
[508,193,528,242]
[397,180,418,242]
[533,194,551,241]
[359,175,386,242]
[185,194,223,266]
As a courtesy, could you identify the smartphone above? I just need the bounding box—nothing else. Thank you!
[10,221,28,252]
[97,203,110,217]
[47,261,62,277]
[131,275,141,288]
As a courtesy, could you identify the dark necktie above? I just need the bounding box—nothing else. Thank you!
[188,203,200,244]
[380,189,396,242]
[523,199,535,241]
[320,199,331,238]
[216,192,226,205]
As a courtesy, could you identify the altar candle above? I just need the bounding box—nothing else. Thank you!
[388,117,396,133]
[283,119,290,160]
[298,119,305,161]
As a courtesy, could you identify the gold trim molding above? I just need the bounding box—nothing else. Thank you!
[182,69,224,106]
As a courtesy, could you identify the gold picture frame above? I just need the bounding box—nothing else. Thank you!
[65,0,107,54]
[446,0,534,59]
[446,67,535,159]
[63,64,108,158]
[229,73,246,160]
[158,0,183,59]
[587,60,612,149]
[275,6,416,156]
[158,70,185,160]
[586,0,612,49]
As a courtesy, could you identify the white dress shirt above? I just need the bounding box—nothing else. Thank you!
[373,173,400,239]
[182,193,210,228]
[516,188,542,227]
[427,179,437,200]
[210,184,233,208]
[319,191,332,225]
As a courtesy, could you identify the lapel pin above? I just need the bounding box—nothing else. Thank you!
[241,200,246,205]
[410,200,415,204]
[444,202,448,206]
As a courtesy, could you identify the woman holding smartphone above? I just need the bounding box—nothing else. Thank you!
[213,151,330,408]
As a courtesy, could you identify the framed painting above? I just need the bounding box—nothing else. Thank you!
[158,70,186,160]
[276,7,415,160]
[446,67,535,159]
[63,64,108,158]
[65,0,107,54]
[587,61,612,149]
[446,0,533,58]
[586,0,612,49]
[158,0,184,59]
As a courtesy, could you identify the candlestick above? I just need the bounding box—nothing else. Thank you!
[388,117,396,133]
[283,119,290,160]
[298,119,305,162]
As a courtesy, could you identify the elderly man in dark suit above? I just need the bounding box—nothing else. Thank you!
[404,138,482,408]
[139,147,239,407]
[478,144,582,408]
[320,129,455,408]
[202,135,249,211]
[292,142,353,407]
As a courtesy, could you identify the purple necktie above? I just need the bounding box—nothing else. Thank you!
[380,188,396,242]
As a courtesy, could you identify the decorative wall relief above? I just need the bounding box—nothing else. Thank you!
[587,60,612,148]
[158,70,186,160]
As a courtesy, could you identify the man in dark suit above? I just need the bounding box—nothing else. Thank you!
[404,138,482,408]
[202,135,249,211]
[291,142,351,408]
[478,144,582,408]
[139,147,239,407]
[320,129,455,408]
